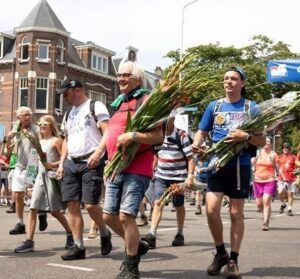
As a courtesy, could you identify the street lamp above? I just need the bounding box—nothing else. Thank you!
[180,0,200,61]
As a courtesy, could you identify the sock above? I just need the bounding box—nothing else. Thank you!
[18,218,23,225]
[99,226,109,237]
[177,229,183,235]
[74,238,84,249]
[149,228,156,236]
[230,251,239,263]
[216,244,226,256]
[288,205,292,210]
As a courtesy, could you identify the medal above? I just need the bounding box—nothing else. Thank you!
[215,113,226,125]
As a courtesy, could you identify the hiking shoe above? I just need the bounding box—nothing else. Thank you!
[101,229,113,255]
[287,209,294,216]
[137,215,148,227]
[38,213,48,232]
[65,233,74,250]
[61,245,85,260]
[279,204,286,213]
[171,233,184,247]
[207,251,229,276]
[116,255,139,279]
[262,223,269,231]
[14,239,34,253]
[137,240,149,259]
[141,233,156,249]
[6,202,16,213]
[195,206,202,215]
[224,260,241,279]
[9,223,25,235]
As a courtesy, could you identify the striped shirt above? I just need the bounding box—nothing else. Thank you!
[155,128,192,181]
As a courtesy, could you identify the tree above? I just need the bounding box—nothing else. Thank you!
[164,35,300,149]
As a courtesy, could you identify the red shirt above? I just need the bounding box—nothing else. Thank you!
[277,153,296,182]
[106,97,154,177]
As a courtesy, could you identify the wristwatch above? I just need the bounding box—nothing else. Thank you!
[131,132,138,141]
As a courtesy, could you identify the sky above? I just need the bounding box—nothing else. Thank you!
[1,0,300,72]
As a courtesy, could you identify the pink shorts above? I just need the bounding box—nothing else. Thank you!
[253,181,276,198]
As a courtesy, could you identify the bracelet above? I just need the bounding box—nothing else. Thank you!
[131,132,138,142]
[245,133,252,142]
[187,173,194,179]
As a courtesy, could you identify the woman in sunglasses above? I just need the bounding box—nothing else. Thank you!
[14,115,74,253]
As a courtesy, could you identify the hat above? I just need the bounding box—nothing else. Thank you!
[56,79,83,95]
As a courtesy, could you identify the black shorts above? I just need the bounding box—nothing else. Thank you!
[207,165,251,199]
[61,158,104,204]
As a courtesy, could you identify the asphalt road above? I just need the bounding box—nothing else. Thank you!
[0,197,299,279]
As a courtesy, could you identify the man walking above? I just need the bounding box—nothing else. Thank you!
[193,67,265,278]
[56,79,112,260]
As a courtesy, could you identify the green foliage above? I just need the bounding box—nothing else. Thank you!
[164,35,300,149]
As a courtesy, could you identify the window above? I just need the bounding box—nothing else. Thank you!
[37,43,49,60]
[0,37,3,58]
[36,78,48,111]
[89,90,107,105]
[55,79,63,111]
[19,77,28,106]
[91,52,108,73]
[57,39,64,63]
[21,36,30,60]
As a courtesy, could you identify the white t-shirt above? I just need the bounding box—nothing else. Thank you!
[65,99,110,158]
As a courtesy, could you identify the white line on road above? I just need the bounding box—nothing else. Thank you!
[157,227,177,232]
[46,263,94,272]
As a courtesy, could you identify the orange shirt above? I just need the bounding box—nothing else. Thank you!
[254,150,278,182]
[277,153,296,182]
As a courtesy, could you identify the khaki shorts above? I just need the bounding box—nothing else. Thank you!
[277,181,297,193]
[11,167,27,192]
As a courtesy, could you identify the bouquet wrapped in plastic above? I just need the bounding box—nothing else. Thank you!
[199,92,300,171]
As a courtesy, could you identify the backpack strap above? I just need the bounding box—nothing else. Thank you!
[213,98,224,114]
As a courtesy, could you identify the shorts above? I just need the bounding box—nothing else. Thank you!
[253,181,276,198]
[151,177,185,207]
[277,181,297,193]
[103,173,150,217]
[11,167,27,192]
[207,165,251,199]
[61,158,104,204]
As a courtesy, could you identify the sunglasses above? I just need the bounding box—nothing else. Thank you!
[38,121,50,127]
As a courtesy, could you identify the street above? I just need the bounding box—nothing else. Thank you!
[0,198,299,279]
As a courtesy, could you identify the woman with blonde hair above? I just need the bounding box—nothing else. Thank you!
[14,115,74,253]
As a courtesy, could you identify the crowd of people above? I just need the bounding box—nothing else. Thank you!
[0,63,299,279]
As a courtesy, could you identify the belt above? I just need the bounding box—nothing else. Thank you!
[70,152,93,162]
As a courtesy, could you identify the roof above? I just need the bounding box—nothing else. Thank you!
[14,0,70,37]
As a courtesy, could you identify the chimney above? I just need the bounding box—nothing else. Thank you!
[154,66,163,77]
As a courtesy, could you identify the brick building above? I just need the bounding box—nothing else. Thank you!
[0,0,118,139]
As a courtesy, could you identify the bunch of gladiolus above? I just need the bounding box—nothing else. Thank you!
[199,92,300,171]
[104,50,221,181]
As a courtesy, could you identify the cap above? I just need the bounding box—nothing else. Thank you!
[227,66,246,80]
[56,79,83,95]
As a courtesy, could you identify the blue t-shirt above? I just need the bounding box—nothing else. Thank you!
[198,98,257,166]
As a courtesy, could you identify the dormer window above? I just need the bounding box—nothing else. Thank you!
[91,52,108,74]
[57,39,64,63]
[21,36,30,60]
[0,37,3,58]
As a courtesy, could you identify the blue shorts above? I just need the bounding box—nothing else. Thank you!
[152,177,185,207]
[103,173,150,217]
[207,165,251,199]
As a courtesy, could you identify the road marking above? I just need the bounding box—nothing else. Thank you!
[157,227,177,232]
[0,255,10,258]
[46,263,94,272]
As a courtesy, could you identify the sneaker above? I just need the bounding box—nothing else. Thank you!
[9,223,26,235]
[287,209,294,216]
[195,206,202,215]
[38,213,48,232]
[279,204,286,213]
[61,245,86,260]
[65,233,74,250]
[100,230,113,255]
[224,260,241,279]
[14,239,34,253]
[137,215,148,227]
[141,233,156,249]
[171,233,184,247]
[137,240,149,259]
[262,222,269,231]
[207,251,229,276]
[6,202,16,213]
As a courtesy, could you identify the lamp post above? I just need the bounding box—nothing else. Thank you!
[180,0,200,61]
